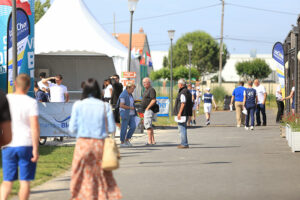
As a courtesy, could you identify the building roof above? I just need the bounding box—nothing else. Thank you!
[113,28,147,51]
[35,0,128,58]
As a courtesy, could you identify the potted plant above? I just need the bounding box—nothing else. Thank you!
[281,114,293,146]
[281,113,300,152]
[289,115,300,152]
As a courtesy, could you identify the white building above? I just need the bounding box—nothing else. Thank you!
[151,51,168,71]
[222,54,277,82]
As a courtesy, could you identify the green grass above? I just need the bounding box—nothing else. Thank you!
[0,146,74,196]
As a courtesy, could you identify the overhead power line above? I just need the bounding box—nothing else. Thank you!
[227,2,298,16]
[101,3,221,25]
[146,37,274,47]
[224,37,274,44]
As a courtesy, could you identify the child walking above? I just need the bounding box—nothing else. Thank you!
[202,88,217,125]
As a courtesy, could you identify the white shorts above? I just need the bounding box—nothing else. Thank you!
[192,102,197,110]
[204,103,212,113]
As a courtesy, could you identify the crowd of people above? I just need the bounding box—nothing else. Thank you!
[230,79,267,130]
[230,79,295,130]
[0,73,297,199]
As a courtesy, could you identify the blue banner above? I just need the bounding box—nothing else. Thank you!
[0,0,34,94]
[272,42,285,97]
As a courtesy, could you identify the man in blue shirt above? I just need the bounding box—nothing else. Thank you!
[230,81,246,127]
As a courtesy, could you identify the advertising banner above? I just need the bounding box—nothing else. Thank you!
[0,0,34,94]
[156,97,170,117]
[39,103,74,137]
[272,42,285,97]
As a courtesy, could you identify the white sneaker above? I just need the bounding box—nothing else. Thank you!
[120,143,128,148]
[125,141,132,147]
[245,126,249,130]
[250,126,254,130]
[237,125,240,128]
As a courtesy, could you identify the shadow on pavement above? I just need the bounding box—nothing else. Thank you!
[31,188,69,194]
[191,145,240,149]
[203,161,232,164]
[57,178,71,182]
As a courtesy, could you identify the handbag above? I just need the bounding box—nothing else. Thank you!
[151,103,160,113]
[102,103,120,171]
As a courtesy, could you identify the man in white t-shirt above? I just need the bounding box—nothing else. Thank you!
[42,74,69,103]
[254,79,267,126]
[2,74,40,200]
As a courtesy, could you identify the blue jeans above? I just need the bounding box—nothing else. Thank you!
[256,104,266,125]
[246,106,255,127]
[178,118,188,146]
[120,115,136,142]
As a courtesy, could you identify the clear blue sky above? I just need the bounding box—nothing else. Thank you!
[49,0,300,54]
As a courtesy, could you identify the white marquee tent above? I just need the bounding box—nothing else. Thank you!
[35,0,141,98]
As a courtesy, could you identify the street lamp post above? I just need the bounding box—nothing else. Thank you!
[168,30,175,116]
[127,0,139,73]
[187,43,193,84]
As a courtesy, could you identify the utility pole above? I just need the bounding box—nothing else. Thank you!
[113,12,116,35]
[218,0,225,86]
[12,0,17,92]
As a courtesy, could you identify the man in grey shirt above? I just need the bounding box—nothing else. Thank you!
[141,78,157,145]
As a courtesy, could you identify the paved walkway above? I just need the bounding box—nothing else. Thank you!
[17,110,300,200]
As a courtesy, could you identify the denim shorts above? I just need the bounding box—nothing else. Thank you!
[2,146,37,181]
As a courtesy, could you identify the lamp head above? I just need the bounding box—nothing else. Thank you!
[187,43,193,51]
[128,0,139,12]
[168,30,175,40]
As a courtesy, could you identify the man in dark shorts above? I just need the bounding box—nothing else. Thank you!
[110,74,123,129]
[0,90,12,147]
[141,77,157,145]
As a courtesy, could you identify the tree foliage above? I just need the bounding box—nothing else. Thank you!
[162,56,169,68]
[150,66,200,81]
[170,31,229,74]
[235,58,272,80]
[35,0,51,24]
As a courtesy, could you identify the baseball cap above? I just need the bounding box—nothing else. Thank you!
[206,87,210,91]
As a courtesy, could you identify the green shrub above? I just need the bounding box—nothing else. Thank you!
[211,86,228,103]
[267,93,276,102]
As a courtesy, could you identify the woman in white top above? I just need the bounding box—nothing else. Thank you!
[103,79,113,103]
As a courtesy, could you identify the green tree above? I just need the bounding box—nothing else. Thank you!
[170,31,229,74]
[150,66,200,81]
[35,0,51,23]
[162,56,169,68]
[150,68,170,80]
[235,58,272,80]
